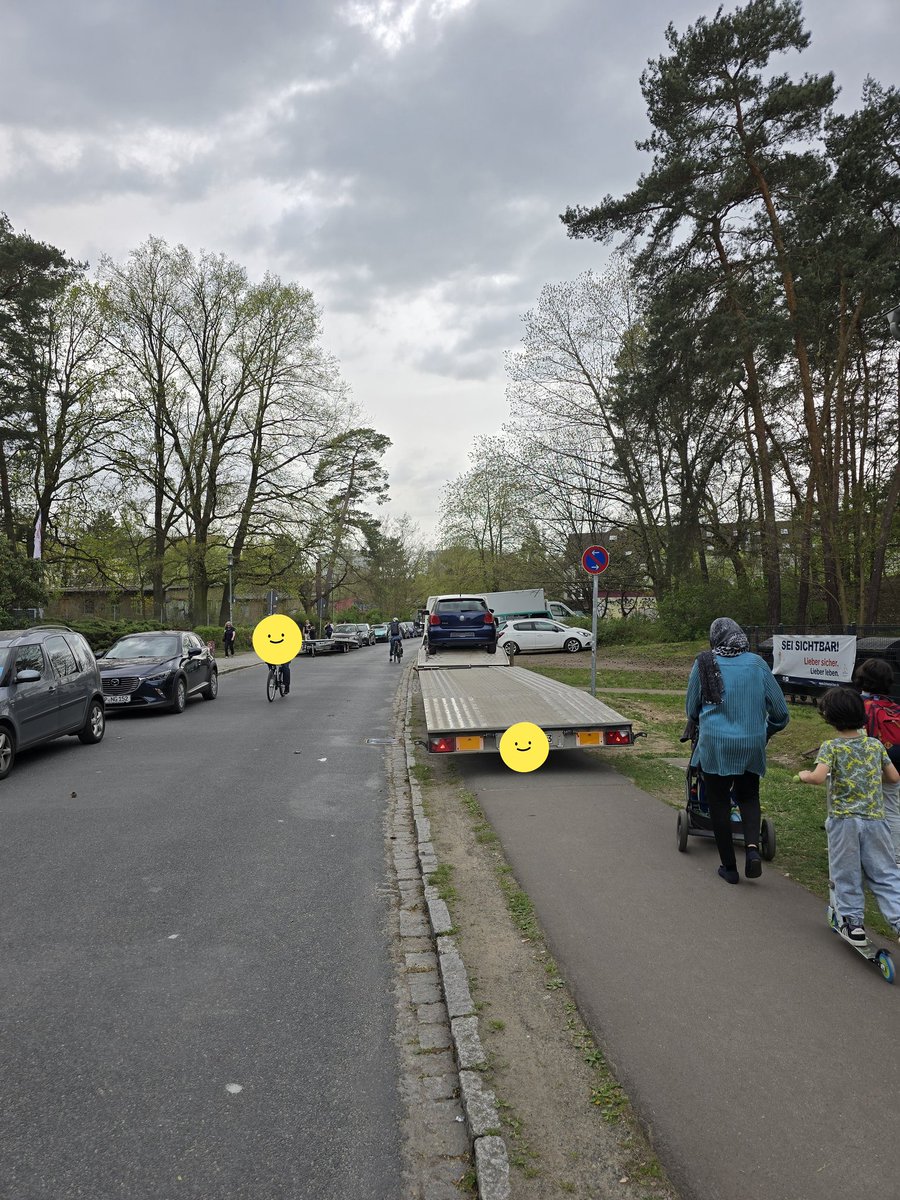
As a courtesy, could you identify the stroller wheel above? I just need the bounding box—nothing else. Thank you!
[676,809,689,853]
[760,817,776,861]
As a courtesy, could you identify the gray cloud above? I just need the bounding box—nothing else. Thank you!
[2,0,897,530]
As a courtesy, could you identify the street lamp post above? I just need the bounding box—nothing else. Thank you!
[227,552,234,624]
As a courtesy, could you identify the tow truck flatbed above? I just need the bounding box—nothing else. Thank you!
[415,646,635,754]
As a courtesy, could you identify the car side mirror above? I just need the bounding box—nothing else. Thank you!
[187,647,202,658]
[15,669,42,684]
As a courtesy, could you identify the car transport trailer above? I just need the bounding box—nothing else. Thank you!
[415,647,636,754]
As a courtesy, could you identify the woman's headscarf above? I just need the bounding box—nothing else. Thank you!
[696,617,749,704]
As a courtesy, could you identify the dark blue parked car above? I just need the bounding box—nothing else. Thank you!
[426,595,497,655]
[98,631,217,714]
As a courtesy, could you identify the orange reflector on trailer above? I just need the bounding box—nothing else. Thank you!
[457,736,483,751]
[576,730,602,746]
[604,728,633,746]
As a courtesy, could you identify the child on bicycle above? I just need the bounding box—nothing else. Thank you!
[796,686,900,945]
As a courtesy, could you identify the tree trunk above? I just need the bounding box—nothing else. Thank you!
[0,440,16,544]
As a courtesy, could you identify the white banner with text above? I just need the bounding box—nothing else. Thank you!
[771,634,857,685]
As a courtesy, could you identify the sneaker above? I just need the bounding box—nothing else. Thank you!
[842,921,867,945]
[745,849,762,879]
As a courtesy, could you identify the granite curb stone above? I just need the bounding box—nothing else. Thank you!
[459,1071,501,1138]
[404,676,511,1200]
[451,1016,487,1070]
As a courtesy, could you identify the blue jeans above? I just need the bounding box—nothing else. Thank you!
[826,815,900,932]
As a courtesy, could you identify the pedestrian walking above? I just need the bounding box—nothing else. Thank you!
[796,686,900,943]
[685,617,789,884]
[324,621,334,639]
[223,621,236,657]
[853,658,900,863]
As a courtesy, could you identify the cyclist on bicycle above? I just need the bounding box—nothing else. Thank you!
[267,660,290,693]
[388,617,403,662]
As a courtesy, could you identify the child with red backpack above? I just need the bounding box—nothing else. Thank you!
[854,658,900,864]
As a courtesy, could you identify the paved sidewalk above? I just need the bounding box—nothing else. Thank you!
[214,650,260,674]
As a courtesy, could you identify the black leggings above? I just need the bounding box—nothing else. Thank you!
[703,771,761,870]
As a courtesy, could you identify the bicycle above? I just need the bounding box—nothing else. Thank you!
[389,637,404,664]
[266,663,287,701]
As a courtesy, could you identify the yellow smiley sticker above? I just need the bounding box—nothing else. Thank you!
[499,722,550,773]
[251,615,303,665]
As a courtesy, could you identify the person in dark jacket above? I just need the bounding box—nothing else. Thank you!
[223,621,236,657]
[388,617,403,661]
[686,617,789,884]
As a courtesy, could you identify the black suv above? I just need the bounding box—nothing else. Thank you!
[97,631,218,714]
[0,625,106,779]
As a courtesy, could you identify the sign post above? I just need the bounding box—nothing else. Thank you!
[581,545,610,697]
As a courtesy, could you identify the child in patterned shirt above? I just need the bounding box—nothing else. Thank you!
[797,686,900,945]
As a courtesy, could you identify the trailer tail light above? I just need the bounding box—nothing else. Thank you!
[429,735,457,753]
[576,730,602,746]
[429,613,441,625]
[603,728,633,746]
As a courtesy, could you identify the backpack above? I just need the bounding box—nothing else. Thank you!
[865,695,900,768]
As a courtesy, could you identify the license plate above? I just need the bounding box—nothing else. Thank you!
[450,631,475,638]
[104,695,131,704]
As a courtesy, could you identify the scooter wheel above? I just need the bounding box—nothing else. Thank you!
[876,951,895,984]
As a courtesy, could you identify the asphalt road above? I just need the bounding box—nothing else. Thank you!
[451,749,899,1200]
[1,647,405,1200]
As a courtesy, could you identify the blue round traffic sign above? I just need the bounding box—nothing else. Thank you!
[581,545,609,574]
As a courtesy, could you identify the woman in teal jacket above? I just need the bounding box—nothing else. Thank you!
[686,617,789,884]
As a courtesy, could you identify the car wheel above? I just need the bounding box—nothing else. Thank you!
[77,699,106,744]
[170,677,187,714]
[202,670,218,701]
[504,642,519,655]
[563,638,583,653]
[0,726,16,779]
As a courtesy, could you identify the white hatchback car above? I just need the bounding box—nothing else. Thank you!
[497,619,592,656]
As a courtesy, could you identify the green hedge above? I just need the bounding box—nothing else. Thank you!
[35,618,256,654]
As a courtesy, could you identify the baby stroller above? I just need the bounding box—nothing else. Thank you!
[676,720,776,859]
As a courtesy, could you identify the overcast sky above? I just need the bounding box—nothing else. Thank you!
[2,0,897,538]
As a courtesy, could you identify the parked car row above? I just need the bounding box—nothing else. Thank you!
[0,625,218,780]
[303,622,418,655]
[370,622,415,643]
